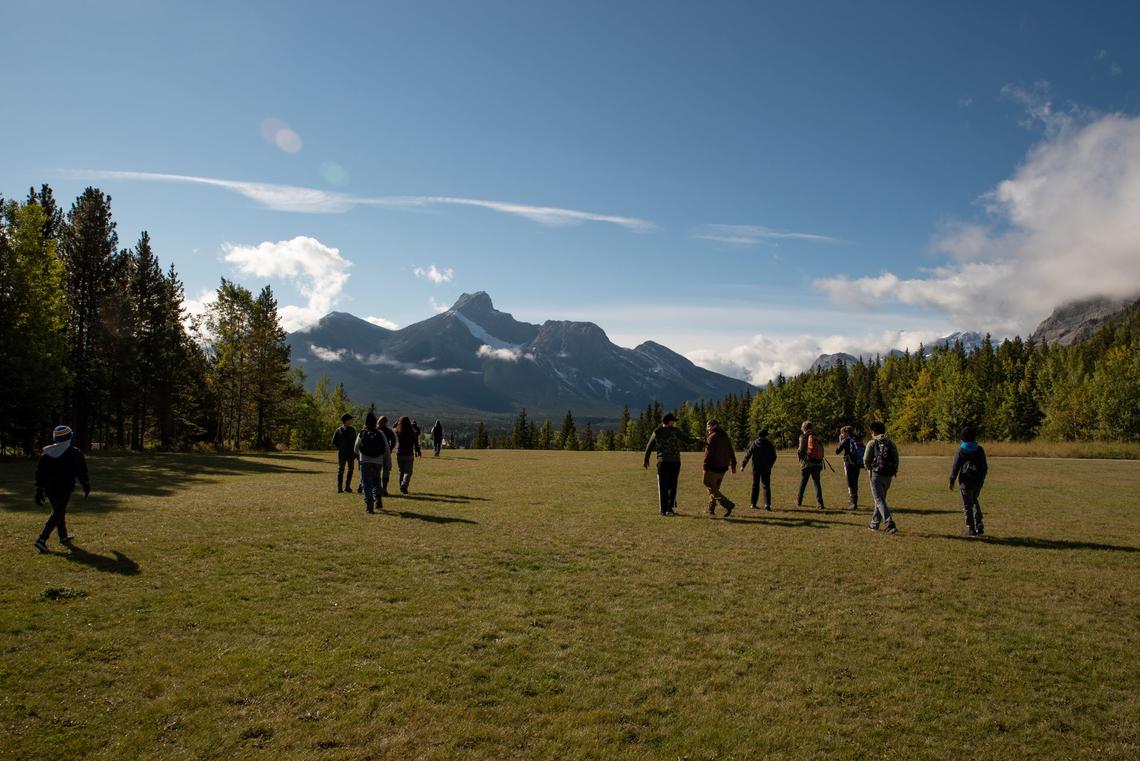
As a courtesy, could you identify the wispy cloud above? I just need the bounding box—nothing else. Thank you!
[429,297,449,314]
[693,224,844,246]
[69,170,655,231]
[310,344,348,362]
[1000,81,1094,136]
[957,96,974,108]
[1095,49,1122,76]
[413,264,454,284]
[476,344,534,362]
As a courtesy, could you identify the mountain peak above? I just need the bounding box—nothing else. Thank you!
[451,291,494,314]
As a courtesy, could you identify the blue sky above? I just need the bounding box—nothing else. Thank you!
[4,1,1139,382]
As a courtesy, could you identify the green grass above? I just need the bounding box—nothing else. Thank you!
[1,449,1138,760]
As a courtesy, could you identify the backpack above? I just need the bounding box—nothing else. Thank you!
[358,428,386,458]
[850,439,866,468]
[806,433,823,461]
[871,439,897,476]
[959,457,980,484]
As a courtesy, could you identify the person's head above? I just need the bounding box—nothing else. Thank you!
[52,424,73,443]
[869,421,885,435]
[662,412,678,427]
[706,419,720,432]
[840,425,854,437]
[364,412,378,430]
[801,420,813,433]
[758,428,769,439]
[341,413,353,425]
[433,419,441,426]
[960,425,977,443]
[378,415,389,427]
[397,416,412,431]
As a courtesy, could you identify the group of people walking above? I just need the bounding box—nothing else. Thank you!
[331,414,444,513]
[644,416,989,537]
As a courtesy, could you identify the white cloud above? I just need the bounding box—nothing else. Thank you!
[221,236,351,331]
[694,224,843,246]
[404,367,466,378]
[429,297,449,314]
[815,101,1140,334]
[1095,49,1122,76]
[686,329,945,385]
[71,170,655,231]
[181,287,216,329]
[476,344,534,362]
[310,345,348,362]
[364,316,399,330]
[413,264,454,284]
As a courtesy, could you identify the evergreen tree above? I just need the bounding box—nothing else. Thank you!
[511,407,532,448]
[560,410,578,450]
[581,421,595,451]
[537,419,554,449]
[473,421,489,449]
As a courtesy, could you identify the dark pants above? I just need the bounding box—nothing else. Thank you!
[656,460,681,513]
[844,463,860,507]
[433,438,442,456]
[361,462,382,512]
[381,458,392,494]
[750,469,772,508]
[397,455,415,492]
[798,467,823,506]
[337,453,355,492]
[959,482,985,533]
[38,490,71,542]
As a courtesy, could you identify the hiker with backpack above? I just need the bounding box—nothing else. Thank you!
[740,428,777,510]
[331,413,358,494]
[703,419,737,517]
[949,425,988,536]
[643,412,696,516]
[836,425,865,510]
[796,421,826,510]
[354,412,390,513]
[34,425,91,554]
[395,416,422,494]
[863,420,899,534]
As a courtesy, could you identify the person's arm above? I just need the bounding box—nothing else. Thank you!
[643,433,657,468]
[740,442,753,471]
[331,428,340,448]
[797,434,807,462]
[835,438,846,456]
[863,440,875,470]
[949,449,963,489]
[729,442,737,474]
[354,434,362,458]
[978,448,988,483]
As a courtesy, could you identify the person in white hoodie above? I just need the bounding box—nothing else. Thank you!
[34,425,90,553]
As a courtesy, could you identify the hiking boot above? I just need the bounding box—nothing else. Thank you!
[723,504,734,518]
[764,505,772,511]
[62,534,75,545]
[337,488,343,494]
[707,505,716,515]
[749,504,759,510]
[357,485,364,494]
[885,525,898,535]
[34,539,49,553]
[974,526,985,536]
[869,524,880,532]
[665,509,676,516]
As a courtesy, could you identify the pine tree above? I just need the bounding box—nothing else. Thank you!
[581,421,595,451]
[473,421,489,449]
[537,419,554,449]
[511,407,532,449]
[249,286,297,449]
[560,410,578,450]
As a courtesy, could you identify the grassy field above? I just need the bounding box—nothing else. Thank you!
[1,448,1137,760]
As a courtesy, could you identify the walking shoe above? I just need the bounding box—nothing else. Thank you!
[974,526,985,535]
[963,528,978,537]
[707,505,716,515]
[665,509,676,516]
[749,504,759,510]
[869,524,880,531]
[885,525,898,535]
[817,504,825,511]
[764,505,772,511]
[357,485,364,494]
[62,534,75,545]
[723,504,734,518]
[367,508,375,514]
[337,488,343,493]
[34,539,49,553]
[795,501,803,508]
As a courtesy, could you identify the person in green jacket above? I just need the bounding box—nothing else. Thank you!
[643,413,695,516]
[864,420,899,534]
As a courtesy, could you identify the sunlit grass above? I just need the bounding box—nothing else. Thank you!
[1,449,1137,759]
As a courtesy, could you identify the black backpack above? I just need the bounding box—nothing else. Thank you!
[959,455,981,484]
[358,429,386,458]
[872,439,898,476]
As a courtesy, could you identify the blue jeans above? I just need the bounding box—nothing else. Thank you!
[360,462,382,511]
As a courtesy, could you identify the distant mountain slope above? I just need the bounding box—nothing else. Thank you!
[287,292,753,419]
[1031,296,1137,346]
[808,331,986,372]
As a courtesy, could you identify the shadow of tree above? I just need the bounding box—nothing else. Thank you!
[942,534,1140,553]
[0,452,325,513]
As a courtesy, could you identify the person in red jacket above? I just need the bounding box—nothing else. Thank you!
[703,419,737,517]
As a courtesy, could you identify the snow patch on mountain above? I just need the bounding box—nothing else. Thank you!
[453,311,520,351]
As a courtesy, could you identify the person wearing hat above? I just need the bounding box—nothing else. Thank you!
[331,413,358,494]
[34,425,90,553]
[740,428,778,510]
[643,412,695,516]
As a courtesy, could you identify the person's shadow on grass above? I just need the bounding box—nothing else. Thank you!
[52,545,142,575]
[942,534,1139,553]
[381,509,478,525]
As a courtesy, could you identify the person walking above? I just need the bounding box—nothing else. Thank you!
[949,425,988,536]
[331,413,358,494]
[34,425,91,553]
[703,419,737,517]
[864,420,899,534]
[740,428,777,510]
[796,421,826,510]
[354,412,390,513]
[377,415,397,496]
[430,420,444,457]
[836,425,865,510]
[395,416,422,494]
[643,412,695,516]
